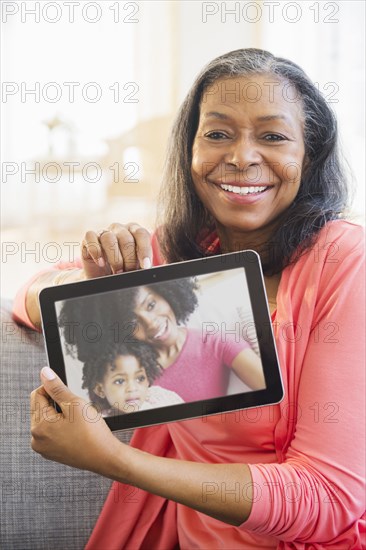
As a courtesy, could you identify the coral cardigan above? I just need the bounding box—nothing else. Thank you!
[13,221,366,549]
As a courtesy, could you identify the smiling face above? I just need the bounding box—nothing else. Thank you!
[132,287,180,348]
[191,75,306,248]
[93,355,149,413]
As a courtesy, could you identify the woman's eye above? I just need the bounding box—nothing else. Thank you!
[263,134,286,142]
[205,131,228,140]
[147,300,156,311]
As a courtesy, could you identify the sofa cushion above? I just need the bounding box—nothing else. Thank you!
[0,299,132,550]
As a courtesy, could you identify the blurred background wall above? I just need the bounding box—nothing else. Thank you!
[1,0,365,298]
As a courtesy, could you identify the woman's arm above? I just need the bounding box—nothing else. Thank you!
[243,223,366,542]
[31,368,253,526]
[231,348,266,390]
[24,268,85,327]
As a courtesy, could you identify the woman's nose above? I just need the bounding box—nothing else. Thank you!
[224,137,262,170]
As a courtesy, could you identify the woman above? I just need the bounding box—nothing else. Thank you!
[24,49,365,548]
[58,277,265,402]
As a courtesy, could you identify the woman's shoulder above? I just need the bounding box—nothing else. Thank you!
[282,219,365,300]
[316,219,364,248]
[296,219,364,269]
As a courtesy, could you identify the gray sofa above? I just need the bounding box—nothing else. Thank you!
[0,299,133,550]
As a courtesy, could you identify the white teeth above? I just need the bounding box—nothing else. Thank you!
[154,327,164,338]
[154,320,167,339]
[220,184,267,195]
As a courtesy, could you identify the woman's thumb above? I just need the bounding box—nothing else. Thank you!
[40,367,75,406]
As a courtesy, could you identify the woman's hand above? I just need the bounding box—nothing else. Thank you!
[30,367,127,478]
[81,222,153,279]
[24,223,153,327]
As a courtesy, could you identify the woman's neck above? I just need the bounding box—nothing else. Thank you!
[215,223,275,256]
[215,223,281,315]
[264,273,281,315]
[157,327,187,369]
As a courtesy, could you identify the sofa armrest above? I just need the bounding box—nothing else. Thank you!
[0,299,132,550]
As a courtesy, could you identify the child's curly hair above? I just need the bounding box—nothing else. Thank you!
[82,341,162,412]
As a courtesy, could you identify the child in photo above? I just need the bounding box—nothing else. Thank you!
[82,341,184,416]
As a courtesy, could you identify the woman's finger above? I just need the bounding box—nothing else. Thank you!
[30,384,51,419]
[39,366,80,415]
[82,230,105,266]
[127,224,153,269]
[98,230,124,274]
[116,227,139,272]
[81,231,110,279]
[30,381,59,432]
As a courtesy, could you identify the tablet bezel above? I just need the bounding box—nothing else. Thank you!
[39,250,283,431]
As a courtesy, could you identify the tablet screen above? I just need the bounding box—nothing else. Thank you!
[40,251,283,430]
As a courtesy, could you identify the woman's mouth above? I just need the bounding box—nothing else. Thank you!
[219,184,270,195]
[152,319,169,340]
[215,182,274,204]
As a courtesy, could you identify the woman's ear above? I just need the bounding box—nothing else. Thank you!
[93,383,105,398]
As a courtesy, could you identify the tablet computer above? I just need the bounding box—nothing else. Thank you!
[39,250,283,431]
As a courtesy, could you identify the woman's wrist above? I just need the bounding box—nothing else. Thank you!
[52,268,85,286]
[25,268,85,327]
[97,436,138,484]
[109,444,253,526]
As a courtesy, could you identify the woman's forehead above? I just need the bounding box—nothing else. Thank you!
[201,75,304,121]
[134,286,160,307]
[134,286,150,307]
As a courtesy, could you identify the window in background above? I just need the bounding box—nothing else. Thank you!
[1,2,178,297]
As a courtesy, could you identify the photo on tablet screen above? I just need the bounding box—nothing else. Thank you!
[55,267,265,419]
